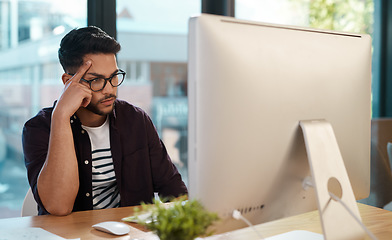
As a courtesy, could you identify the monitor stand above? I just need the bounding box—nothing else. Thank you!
[299,120,365,240]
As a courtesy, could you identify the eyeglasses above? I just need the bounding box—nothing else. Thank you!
[69,69,126,92]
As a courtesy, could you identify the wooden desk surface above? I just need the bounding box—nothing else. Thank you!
[0,206,156,240]
[207,203,392,240]
[0,203,391,240]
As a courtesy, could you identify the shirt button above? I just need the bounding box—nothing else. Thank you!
[84,160,89,165]
[81,130,85,134]
[70,119,74,124]
[86,193,90,197]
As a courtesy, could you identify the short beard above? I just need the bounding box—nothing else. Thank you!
[86,94,117,116]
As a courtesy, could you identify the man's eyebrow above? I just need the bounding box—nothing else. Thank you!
[85,69,119,78]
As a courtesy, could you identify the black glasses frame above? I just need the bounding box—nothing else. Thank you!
[69,69,126,92]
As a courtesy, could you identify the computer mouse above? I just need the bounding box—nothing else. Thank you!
[92,221,130,235]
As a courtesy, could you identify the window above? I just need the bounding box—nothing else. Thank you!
[236,0,374,35]
[116,0,201,185]
[0,0,87,218]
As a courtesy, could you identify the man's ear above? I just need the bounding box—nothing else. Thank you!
[61,73,72,84]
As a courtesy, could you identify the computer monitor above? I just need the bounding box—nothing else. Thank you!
[187,14,371,233]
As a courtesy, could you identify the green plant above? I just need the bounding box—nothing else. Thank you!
[128,197,219,240]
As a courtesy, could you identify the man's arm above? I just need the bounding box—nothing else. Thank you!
[37,61,92,215]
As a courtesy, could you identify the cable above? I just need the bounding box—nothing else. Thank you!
[328,192,378,240]
[232,209,265,240]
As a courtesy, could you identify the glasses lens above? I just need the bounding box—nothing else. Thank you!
[111,72,125,87]
[88,71,125,91]
[90,78,106,91]
[111,74,119,86]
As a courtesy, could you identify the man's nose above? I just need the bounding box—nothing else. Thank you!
[101,80,115,94]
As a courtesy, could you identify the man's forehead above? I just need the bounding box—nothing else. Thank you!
[82,53,118,76]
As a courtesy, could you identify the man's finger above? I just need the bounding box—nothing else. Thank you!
[69,60,92,83]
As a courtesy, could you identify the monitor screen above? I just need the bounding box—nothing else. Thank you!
[187,14,371,233]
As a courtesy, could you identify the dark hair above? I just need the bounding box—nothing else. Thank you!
[58,26,121,72]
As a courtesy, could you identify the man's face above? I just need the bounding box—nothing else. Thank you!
[81,53,119,116]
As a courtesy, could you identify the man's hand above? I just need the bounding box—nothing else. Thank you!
[54,61,92,119]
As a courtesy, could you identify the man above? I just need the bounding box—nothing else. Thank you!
[22,26,188,215]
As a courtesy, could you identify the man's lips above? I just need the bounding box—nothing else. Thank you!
[100,98,115,105]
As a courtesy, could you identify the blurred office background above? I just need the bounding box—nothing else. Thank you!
[0,0,384,218]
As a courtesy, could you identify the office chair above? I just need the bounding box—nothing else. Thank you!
[21,188,38,216]
[360,118,392,210]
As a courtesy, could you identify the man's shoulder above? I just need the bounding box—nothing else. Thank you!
[114,99,148,117]
[24,106,54,127]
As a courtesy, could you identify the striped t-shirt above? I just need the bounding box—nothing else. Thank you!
[82,117,120,209]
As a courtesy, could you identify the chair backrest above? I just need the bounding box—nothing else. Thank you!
[361,118,392,208]
[372,118,392,172]
[21,188,38,217]
[388,142,392,169]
